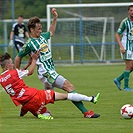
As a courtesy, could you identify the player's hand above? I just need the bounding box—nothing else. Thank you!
[9,40,14,47]
[51,8,58,18]
[31,51,40,60]
[120,47,126,54]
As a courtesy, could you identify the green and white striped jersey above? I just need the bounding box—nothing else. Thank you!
[18,32,55,78]
[117,17,133,51]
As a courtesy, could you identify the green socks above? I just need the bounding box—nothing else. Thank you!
[117,72,124,81]
[117,70,131,88]
[124,70,130,88]
[70,90,88,113]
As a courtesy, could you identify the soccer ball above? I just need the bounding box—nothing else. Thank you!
[120,104,133,119]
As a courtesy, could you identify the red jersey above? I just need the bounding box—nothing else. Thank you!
[0,69,38,106]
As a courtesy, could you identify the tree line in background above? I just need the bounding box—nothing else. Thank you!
[0,0,131,19]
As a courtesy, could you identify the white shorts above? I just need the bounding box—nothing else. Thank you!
[121,50,133,60]
[121,39,133,60]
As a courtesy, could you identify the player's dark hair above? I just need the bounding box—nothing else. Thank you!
[0,53,11,68]
[18,15,24,18]
[128,5,133,11]
[27,16,41,32]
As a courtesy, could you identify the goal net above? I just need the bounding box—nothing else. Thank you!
[47,3,133,63]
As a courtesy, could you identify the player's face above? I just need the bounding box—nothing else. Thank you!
[31,23,42,38]
[18,17,24,24]
[128,7,133,19]
[6,59,14,70]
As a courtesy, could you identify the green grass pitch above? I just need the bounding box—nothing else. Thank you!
[0,64,133,133]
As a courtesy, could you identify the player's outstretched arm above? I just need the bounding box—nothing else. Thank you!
[49,8,58,37]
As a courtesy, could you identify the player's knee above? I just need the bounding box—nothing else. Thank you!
[63,80,75,92]
[69,84,74,90]
[126,61,133,70]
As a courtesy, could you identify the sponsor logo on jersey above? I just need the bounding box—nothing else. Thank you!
[127,28,133,40]
[39,43,48,52]
[17,88,25,98]
[0,74,11,82]
[5,84,15,96]
[130,28,133,35]
[18,28,24,38]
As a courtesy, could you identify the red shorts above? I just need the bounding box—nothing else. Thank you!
[21,90,55,117]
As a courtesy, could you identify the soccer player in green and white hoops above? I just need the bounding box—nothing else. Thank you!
[15,8,100,118]
[114,5,133,91]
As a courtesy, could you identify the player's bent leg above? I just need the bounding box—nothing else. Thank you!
[61,80,88,116]
[54,76,100,118]
[62,80,100,118]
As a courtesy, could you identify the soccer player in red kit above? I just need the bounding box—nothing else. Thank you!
[0,52,100,119]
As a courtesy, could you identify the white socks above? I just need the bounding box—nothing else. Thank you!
[67,93,92,102]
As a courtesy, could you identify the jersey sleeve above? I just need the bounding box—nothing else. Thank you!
[18,41,31,58]
[117,18,126,34]
[12,23,16,31]
[16,69,29,79]
[41,32,50,40]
